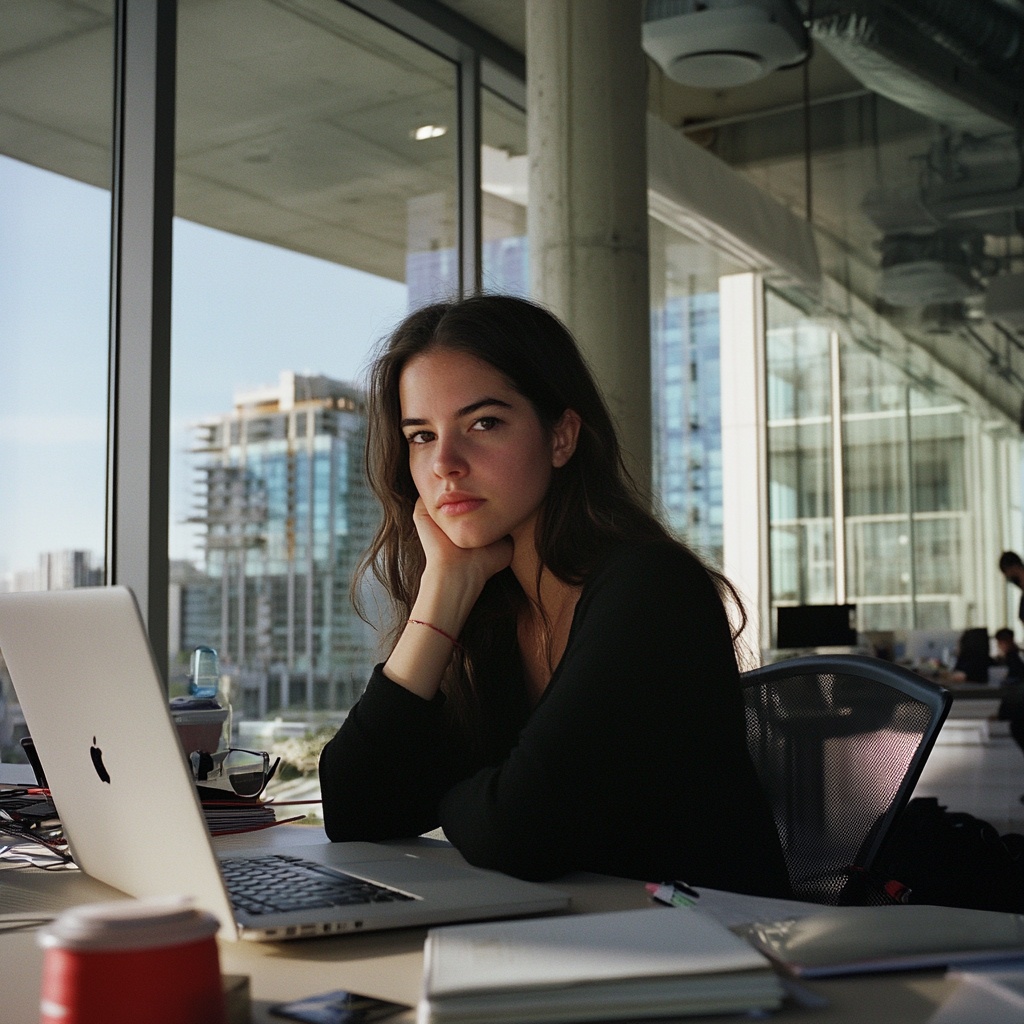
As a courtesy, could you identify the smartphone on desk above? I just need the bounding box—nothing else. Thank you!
[271,990,411,1024]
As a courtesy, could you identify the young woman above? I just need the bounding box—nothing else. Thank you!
[319,295,790,898]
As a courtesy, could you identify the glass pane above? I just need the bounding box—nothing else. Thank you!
[846,519,912,601]
[909,398,966,614]
[765,291,835,617]
[910,409,965,514]
[482,89,528,295]
[0,3,113,761]
[650,218,743,565]
[170,0,458,797]
[913,517,963,596]
[841,346,913,628]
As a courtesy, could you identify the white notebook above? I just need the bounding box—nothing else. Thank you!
[418,905,783,1024]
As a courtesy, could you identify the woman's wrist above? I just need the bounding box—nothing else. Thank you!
[413,567,484,636]
[382,570,482,700]
[383,628,457,700]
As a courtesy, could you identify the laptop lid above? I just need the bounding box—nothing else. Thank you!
[0,586,569,940]
[0,586,238,934]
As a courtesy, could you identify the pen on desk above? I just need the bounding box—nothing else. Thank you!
[645,881,700,907]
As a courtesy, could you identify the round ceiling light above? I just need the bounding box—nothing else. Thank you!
[667,50,767,89]
[643,0,806,90]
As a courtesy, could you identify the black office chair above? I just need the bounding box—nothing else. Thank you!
[741,654,952,905]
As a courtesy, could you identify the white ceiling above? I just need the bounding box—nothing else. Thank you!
[2,0,1022,419]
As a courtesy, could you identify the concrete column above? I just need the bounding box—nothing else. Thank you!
[526,0,651,495]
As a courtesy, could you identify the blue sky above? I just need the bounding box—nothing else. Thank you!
[0,156,407,578]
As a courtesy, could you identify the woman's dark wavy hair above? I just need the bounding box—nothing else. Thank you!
[355,294,745,738]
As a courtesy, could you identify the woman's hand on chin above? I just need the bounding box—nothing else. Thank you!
[383,501,512,700]
[413,498,513,588]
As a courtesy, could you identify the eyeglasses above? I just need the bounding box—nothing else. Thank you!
[189,748,280,799]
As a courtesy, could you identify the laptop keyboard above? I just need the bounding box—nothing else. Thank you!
[221,853,416,916]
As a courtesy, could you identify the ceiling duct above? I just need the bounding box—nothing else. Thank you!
[642,0,807,90]
[862,133,1024,240]
[889,0,1024,80]
[812,1,1024,132]
[986,271,1024,330]
[876,228,987,307]
[862,131,1022,309]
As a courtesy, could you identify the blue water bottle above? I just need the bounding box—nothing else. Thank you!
[189,646,220,699]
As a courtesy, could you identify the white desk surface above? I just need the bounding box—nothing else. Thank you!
[0,822,965,1024]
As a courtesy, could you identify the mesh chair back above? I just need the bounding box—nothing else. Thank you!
[742,654,951,905]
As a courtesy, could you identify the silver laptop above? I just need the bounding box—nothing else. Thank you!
[0,586,569,941]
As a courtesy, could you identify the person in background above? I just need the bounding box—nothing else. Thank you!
[318,294,791,899]
[993,628,1024,802]
[999,552,1024,627]
[950,627,991,684]
[995,628,1024,683]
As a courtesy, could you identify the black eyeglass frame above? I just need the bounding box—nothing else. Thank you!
[189,747,280,798]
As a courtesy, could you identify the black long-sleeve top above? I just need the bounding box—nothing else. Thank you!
[319,541,791,898]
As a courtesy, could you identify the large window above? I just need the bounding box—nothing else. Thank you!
[0,3,113,760]
[481,89,528,295]
[0,0,525,774]
[170,0,460,740]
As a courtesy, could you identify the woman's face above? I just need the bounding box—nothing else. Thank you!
[398,347,577,551]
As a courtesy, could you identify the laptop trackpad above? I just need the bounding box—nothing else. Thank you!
[347,858,482,885]
[281,842,483,884]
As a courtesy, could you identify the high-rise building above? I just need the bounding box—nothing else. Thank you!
[184,372,380,719]
[651,292,724,565]
[1,550,102,594]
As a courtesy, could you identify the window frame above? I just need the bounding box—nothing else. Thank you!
[108,0,525,681]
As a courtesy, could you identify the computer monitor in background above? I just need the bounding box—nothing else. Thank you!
[895,628,961,667]
[776,604,858,649]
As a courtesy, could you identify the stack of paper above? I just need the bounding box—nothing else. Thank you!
[418,906,783,1024]
[201,804,277,835]
[199,794,277,835]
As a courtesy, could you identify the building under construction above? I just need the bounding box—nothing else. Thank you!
[182,371,380,718]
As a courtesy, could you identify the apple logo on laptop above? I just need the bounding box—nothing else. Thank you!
[90,736,111,784]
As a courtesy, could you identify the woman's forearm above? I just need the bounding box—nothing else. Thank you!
[383,568,483,699]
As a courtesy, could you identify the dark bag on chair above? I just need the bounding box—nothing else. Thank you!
[846,797,1024,913]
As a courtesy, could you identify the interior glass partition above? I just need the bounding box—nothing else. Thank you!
[765,293,835,610]
[842,348,969,630]
[0,3,114,761]
[170,0,458,765]
[841,349,914,628]
[649,219,743,566]
[765,286,983,646]
[681,56,1023,649]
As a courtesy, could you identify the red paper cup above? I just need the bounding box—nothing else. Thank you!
[38,897,226,1024]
